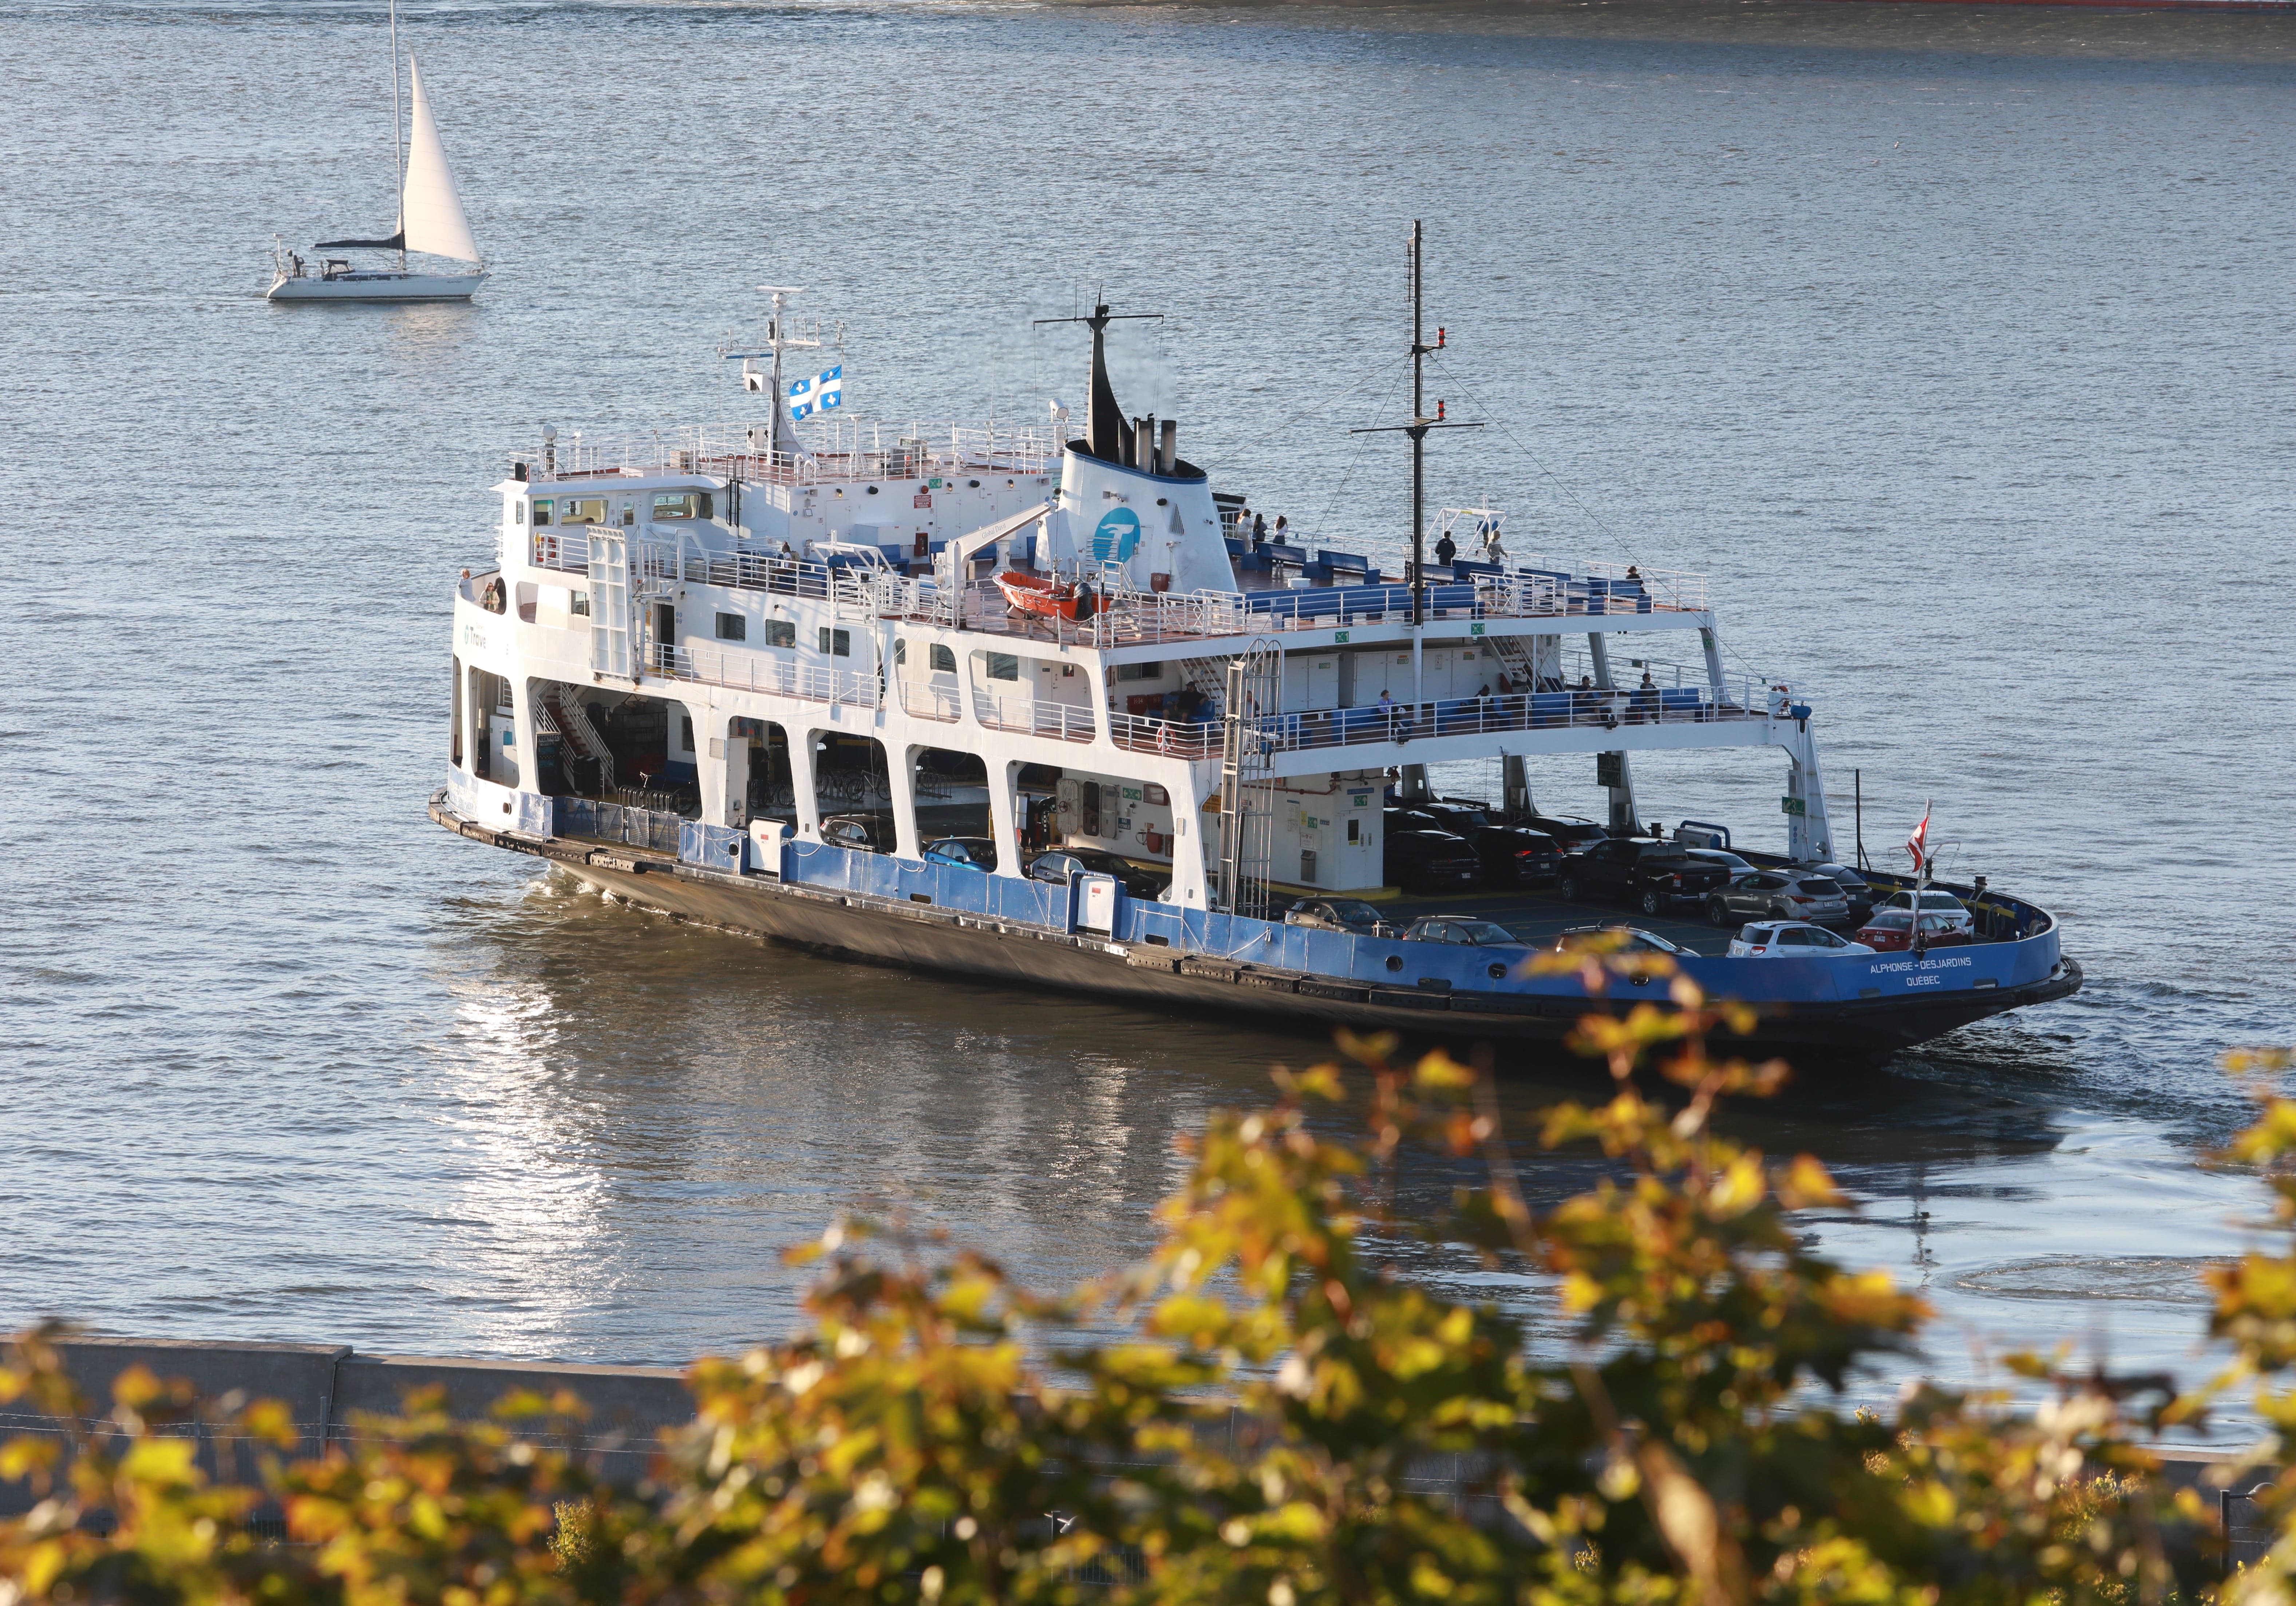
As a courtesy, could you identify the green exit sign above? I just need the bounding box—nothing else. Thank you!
[1780,796,1806,817]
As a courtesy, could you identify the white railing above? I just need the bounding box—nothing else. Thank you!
[1110,711,1222,760]
[648,642,880,708]
[541,420,1064,486]
[1252,686,1763,755]
[971,690,1098,742]
[1555,649,1765,714]
[1578,561,1708,613]
[897,679,963,722]
[531,529,594,574]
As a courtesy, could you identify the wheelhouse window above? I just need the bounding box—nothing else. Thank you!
[514,502,526,525]
[572,591,591,617]
[652,490,713,521]
[531,499,552,526]
[561,497,608,526]
[715,612,746,642]
[985,652,1019,682]
[818,627,851,657]
[764,619,795,649]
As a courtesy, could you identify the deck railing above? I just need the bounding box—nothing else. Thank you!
[529,532,1715,657]
[897,679,963,722]
[971,691,1098,743]
[1110,712,1222,760]
[540,421,1065,486]
[648,642,880,708]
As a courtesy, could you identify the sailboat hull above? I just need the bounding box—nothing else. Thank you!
[268,269,485,304]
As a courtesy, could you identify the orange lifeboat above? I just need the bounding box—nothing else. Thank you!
[997,571,1079,621]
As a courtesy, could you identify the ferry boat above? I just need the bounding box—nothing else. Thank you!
[429,251,2081,1060]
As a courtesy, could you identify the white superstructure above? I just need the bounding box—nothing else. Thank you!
[445,301,1837,922]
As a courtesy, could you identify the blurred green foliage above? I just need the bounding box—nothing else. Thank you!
[3,947,2287,1604]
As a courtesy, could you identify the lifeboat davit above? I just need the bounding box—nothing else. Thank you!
[997,571,1079,621]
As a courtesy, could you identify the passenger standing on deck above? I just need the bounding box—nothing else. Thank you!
[1433,531,1457,568]
[1272,515,1289,545]
[1252,513,1268,548]
[1481,521,1508,564]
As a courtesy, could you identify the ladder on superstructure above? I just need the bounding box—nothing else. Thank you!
[1213,641,1281,922]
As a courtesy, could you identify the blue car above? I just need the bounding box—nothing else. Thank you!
[923,836,997,872]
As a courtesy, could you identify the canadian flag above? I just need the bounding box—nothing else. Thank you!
[1906,802,1932,874]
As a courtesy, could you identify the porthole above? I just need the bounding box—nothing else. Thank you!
[1385,955,1403,972]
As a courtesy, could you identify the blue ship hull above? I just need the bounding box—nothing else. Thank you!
[434,779,2082,1062]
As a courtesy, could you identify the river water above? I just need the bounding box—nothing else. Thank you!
[4,0,2294,1412]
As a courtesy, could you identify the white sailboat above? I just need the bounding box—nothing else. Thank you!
[269,4,485,304]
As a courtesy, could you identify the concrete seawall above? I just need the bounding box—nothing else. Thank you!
[0,1336,695,1515]
[1,1334,2278,1569]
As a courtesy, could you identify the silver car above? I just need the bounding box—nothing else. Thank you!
[1704,870,1850,927]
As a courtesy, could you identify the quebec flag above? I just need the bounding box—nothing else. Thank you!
[788,364,844,421]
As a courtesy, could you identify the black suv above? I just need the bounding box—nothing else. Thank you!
[1383,828,1481,895]
[1558,838,1730,915]
[1387,805,1562,887]
[1518,814,1609,855]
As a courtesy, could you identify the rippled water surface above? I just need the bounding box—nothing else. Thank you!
[4,0,2294,1404]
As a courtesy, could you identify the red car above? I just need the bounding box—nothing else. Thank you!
[1855,909,1973,952]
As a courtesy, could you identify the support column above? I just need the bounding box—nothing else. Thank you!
[1502,754,1532,818]
[886,742,921,861]
[988,760,1024,877]
[1781,713,1836,864]
[1588,634,1639,833]
[720,721,751,827]
[788,727,822,839]
[1700,626,1728,705]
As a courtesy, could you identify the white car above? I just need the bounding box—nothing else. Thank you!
[1881,889,1973,935]
[1727,920,1875,958]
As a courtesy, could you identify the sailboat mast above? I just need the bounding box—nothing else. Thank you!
[390,0,404,270]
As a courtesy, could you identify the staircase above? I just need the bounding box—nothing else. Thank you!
[540,687,618,789]
[1491,635,1543,692]
[1176,657,1231,717]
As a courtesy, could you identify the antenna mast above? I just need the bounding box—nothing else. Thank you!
[1352,220,1479,628]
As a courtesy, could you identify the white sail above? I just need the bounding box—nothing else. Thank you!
[400,56,480,265]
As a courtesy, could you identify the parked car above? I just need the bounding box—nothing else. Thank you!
[1384,828,1482,895]
[821,815,888,852]
[1519,814,1609,855]
[1854,909,1974,952]
[1285,897,1396,936]
[1548,924,1692,955]
[1806,861,1877,920]
[1727,920,1876,958]
[1880,889,1975,935]
[1558,838,1731,915]
[922,836,996,872]
[1702,870,1852,927]
[1387,805,1562,886]
[1028,847,1169,898]
[1682,847,1756,876]
[1401,916,1526,946]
